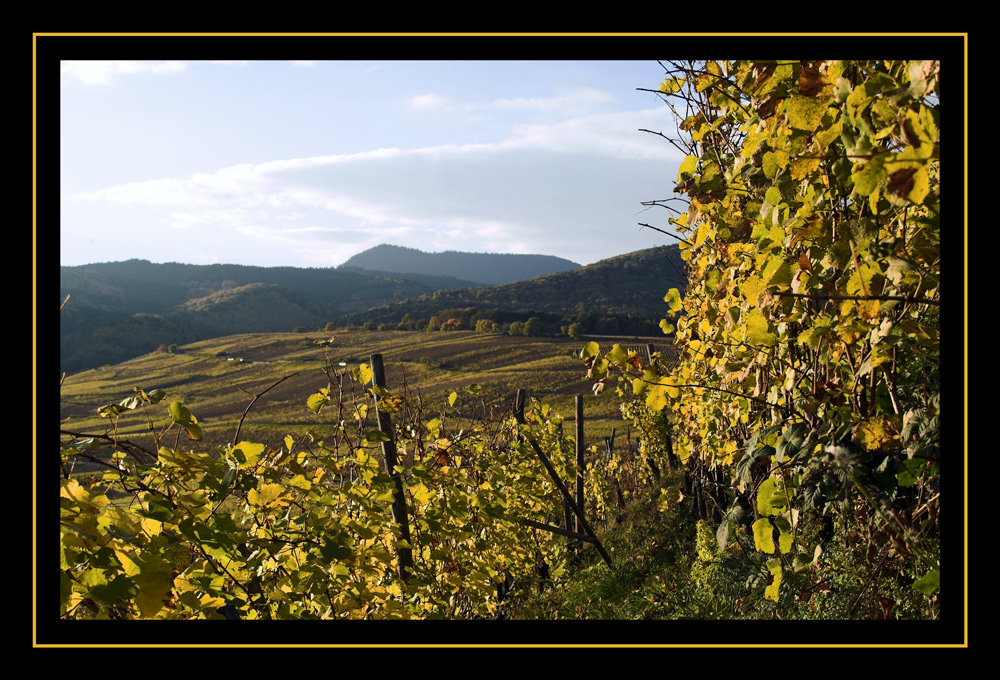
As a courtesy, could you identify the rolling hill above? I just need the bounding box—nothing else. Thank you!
[59,245,685,375]
[335,245,686,327]
[339,244,581,285]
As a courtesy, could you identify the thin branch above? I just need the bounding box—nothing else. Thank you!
[638,128,692,157]
[60,429,157,462]
[773,291,940,307]
[233,372,300,446]
[638,223,692,246]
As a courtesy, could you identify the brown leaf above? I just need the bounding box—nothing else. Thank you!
[887,167,918,197]
[798,251,813,274]
[799,65,828,97]
[879,597,893,620]
[899,116,922,149]
[758,95,784,119]
[752,63,776,91]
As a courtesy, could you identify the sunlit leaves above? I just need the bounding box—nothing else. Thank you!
[307,388,331,414]
[678,155,698,181]
[745,309,777,346]
[168,401,202,440]
[353,363,374,386]
[664,288,683,313]
[851,153,887,196]
[756,477,787,517]
[788,94,830,131]
[854,417,901,452]
[764,559,783,602]
[753,518,776,553]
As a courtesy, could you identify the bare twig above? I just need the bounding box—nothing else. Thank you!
[638,223,693,246]
[233,372,300,446]
[772,291,940,307]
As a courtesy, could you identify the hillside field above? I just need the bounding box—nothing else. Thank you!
[59,329,677,461]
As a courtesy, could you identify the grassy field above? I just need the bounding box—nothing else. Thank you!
[60,329,676,459]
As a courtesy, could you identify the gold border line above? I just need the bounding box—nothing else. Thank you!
[40,34,968,649]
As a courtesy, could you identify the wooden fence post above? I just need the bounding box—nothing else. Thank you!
[575,395,585,535]
[514,389,527,439]
[520,431,614,569]
[369,354,414,582]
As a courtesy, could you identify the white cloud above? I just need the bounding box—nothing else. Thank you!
[406,93,448,110]
[71,109,679,252]
[60,60,186,85]
[63,76,682,267]
[289,61,318,67]
[484,85,615,113]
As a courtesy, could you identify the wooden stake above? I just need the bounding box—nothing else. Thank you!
[369,354,414,582]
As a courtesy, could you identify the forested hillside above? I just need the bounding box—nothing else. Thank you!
[59,247,681,375]
[340,243,581,285]
[336,246,685,327]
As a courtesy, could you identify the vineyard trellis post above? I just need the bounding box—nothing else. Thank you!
[512,389,614,570]
[369,353,414,582]
[575,394,585,535]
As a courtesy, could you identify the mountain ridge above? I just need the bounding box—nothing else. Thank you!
[339,244,581,285]
[59,246,683,375]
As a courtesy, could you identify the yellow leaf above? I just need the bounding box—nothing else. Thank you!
[248,483,291,508]
[764,559,783,602]
[853,417,900,451]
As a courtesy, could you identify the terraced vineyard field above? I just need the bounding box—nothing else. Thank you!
[59,329,676,463]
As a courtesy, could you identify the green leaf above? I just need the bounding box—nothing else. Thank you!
[716,521,731,551]
[764,186,784,207]
[752,518,776,554]
[168,401,202,440]
[233,441,265,469]
[320,539,353,562]
[851,153,887,196]
[448,391,459,407]
[788,94,829,131]
[756,477,787,517]
[607,344,630,368]
[776,422,808,463]
[94,574,139,606]
[353,364,374,385]
[678,154,698,181]
[664,288,683,313]
[365,430,391,444]
[307,389,330,414]
[581,341,601,360]
[659,77,684,94]
[764,559,783,602]
[912,570,940,596]
[588,357,608,382]
[138,498,175,522]
[746,309,777,346]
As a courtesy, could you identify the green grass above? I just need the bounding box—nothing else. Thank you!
[499,475,940,622]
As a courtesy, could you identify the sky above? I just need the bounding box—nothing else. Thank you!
[58,59,685,269]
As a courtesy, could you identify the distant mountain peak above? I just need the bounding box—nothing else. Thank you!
[339,244,580,286]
